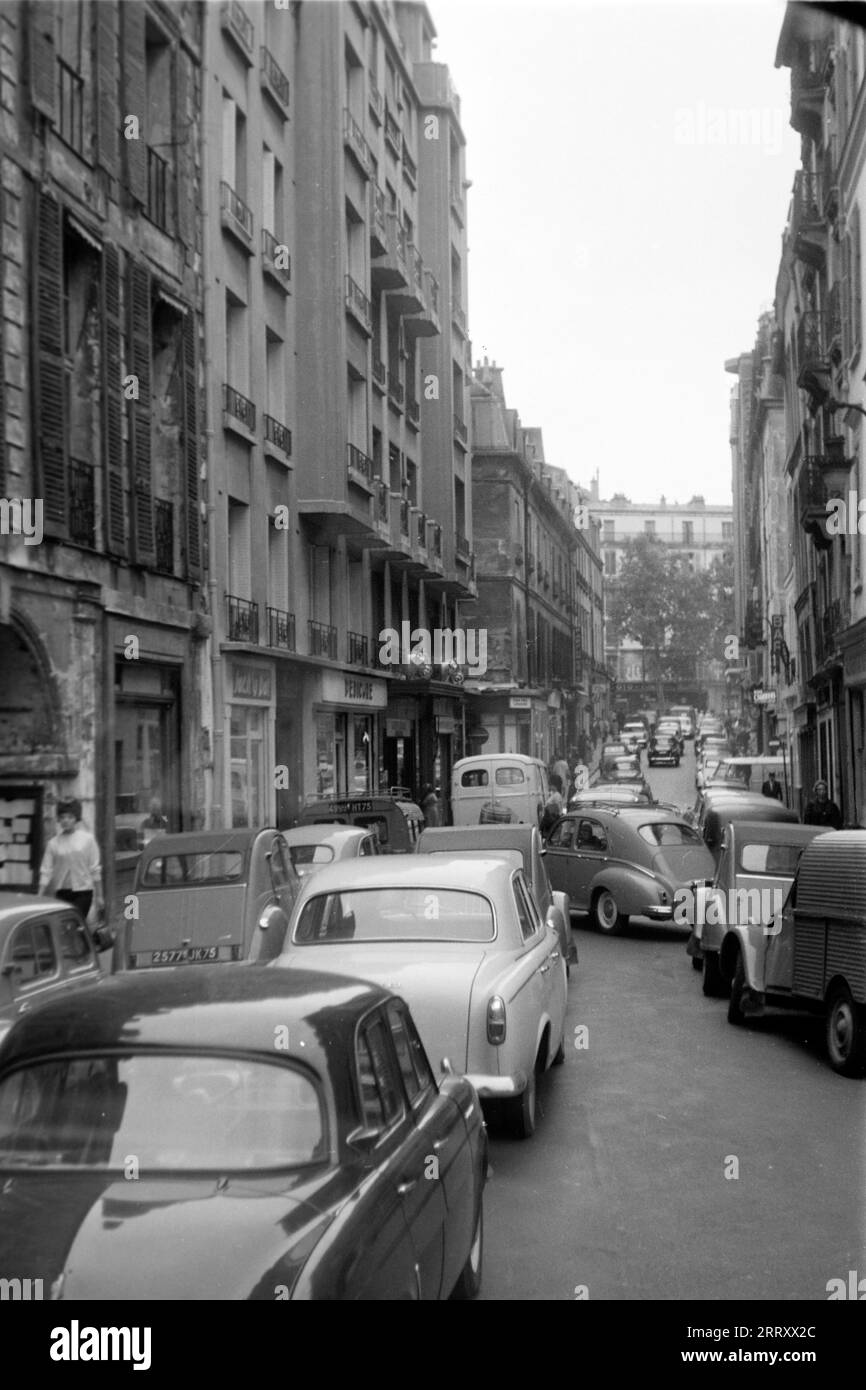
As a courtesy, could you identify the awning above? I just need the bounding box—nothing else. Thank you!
[156,285,189,316]
[67,214,102,253]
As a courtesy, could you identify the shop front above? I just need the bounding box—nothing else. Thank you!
[842,619,866,827]
[223,658,275,830]
[306,671,388,805]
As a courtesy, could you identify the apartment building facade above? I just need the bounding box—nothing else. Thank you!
[587,482,733,713]
[466,359,606,761]
[0,0,208,913]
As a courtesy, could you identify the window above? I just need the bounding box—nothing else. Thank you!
[739,842,803,876]
[637,823,703,847]
[6,920,57,982]
[644,519,655,535]
[140,851,244,887]
[603,519,614,538]
[293,888,496,944]
[575,819,608,852]
[683,521,694,544]
[387,1002,435,1104]
[461,768,488,787]
[58,914,94,967]
[495,766,525,785]
[547,819,576,849]
[512,874,540,942]
[357,1017,402,1128]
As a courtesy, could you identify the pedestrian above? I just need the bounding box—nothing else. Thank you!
[761,770,783,801]
[540,776,564,836]
[139,796,169,846]
[552,750,571,803]
[39,797,103,922]
[803,779,843,829]
[420,783,442,827]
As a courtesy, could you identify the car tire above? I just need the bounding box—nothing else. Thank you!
[727,950,747,1026]
[825,985,866,1077]
[592,888,629,936]
[702,951,727,998]
[450,1199,484,1299]
[506,1065,537,1139]
[552,1030,566,1066]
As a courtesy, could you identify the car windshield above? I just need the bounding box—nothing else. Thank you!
[0,1053,327,1172]
[292,887,495,943]
[140,851,245,887]
[638,823,703,846]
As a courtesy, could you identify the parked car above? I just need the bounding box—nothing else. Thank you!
[621,721,649,750]
[281,825,380,880]
[666,706,696,739]
[0,895,111,1042]
[569,784,655,809]
[655,720,685,756]
[277,856,567,1138]
[544,808,715,935]
[415,824,577,971]
[604,756,650,792]
[599,743,631,776]
[0,966,488,1298]
[690,790,799,864]
[297,794,424,853]
[716,831,866,1076]
[450,755,549,828]
[116,828,301,972]
[684,822,825,996]
[648,733,680,767]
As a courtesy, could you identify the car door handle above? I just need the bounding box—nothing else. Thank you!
[397,1176,419,1195]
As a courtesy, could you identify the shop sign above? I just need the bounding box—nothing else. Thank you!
[752,688,777,706]
[232,663,272,701]
[509,696,532,709]
[386,719,412,738]
[320,672,388,708]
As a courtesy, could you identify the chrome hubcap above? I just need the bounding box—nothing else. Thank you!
[831,1003,853,1057]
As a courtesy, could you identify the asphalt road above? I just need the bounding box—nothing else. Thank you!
[480,742,866,1301]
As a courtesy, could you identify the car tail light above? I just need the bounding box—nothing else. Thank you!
[487,995,506,1045]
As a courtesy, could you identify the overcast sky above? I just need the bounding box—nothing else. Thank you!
[429,0,801,505]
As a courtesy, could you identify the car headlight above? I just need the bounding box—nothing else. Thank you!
[487,995,506,1045]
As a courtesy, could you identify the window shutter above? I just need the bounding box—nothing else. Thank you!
[182,312,201,576]
[102,244,126,554]
[95,0,119,179]
[34,189,67,537]
[121,1,147,205]
[128,261,154,563]
[0,183,4,497]
[852,207,862,353]
[175,50,192,248]
[28,0,57,121]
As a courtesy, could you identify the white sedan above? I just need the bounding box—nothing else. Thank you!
[281,825,380,879]
[275,857,568,1139]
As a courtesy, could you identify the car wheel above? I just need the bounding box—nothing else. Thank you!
[592,888,629,936]
[506,1065,537,1139]
[727,950,747,1026]
[825,985,866,1077]
[702,951,727,998]
[451,1200,483,1299]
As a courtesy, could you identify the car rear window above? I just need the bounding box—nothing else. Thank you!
[638,823,703,846]
[495,766,526,785]
[461,769,489,787]
[292,887,495,943]
[739,843,804,875]
[288,844,336,868]
[140,852,245,887]
[0,1053,327,1172]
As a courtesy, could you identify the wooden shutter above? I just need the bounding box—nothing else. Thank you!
[182,312,201,577]
[34,189,67,537]
[28,0,57,121]
[175,50,192,248]
[102,244,126,554]
[128,260,154,563]
[121,1,147,205]
[95,0,119,179]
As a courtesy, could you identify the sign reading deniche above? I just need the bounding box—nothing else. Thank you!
[320,671,388,708]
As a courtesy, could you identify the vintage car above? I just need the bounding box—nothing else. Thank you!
[0,966,487,1298]
[281,825,380,880]
[690,789,798,863]
[603,756,650,793]
[415,823,577,971]
[544,807,715,935]
[647,733,680,768]
[0,895,110,1042]
[599,743,631,777]
[716,831,866,1076]
[450,755,549,828]
[682,822,825,996]
[296,795,424,852]
[655,720,685,756]
[116,829,301,971]
[277,856,567,1139]
[621,721,649,750]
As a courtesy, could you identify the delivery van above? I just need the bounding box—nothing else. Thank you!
[451,754,549,827]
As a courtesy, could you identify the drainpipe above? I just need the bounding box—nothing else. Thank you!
[200,59,222,831]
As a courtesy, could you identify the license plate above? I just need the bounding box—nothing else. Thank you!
[150,946,219,965]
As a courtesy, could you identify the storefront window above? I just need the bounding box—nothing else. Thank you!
[352,716,372,794]
[114,699,178,851]
[230,706,265,828]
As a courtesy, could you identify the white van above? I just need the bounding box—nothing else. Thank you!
[451,754,550,827]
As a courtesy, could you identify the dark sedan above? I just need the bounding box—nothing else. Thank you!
[0,894,111,1041]
[648,733,681,767]
[0,967,487,1300]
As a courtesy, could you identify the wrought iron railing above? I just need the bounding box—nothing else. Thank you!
[223,383,256,432]
[227,594,259,643]
[414,511,427,548]
[308,619,337,659]
[220,179,253,237]
[372,355,386,388]
[399,498,410,537]
[347,630,369,666]
[388,369,404,408]
[368,76,383,122]
[345,273,371,327]
[347,443,374,483]
[343,108,371,171]
[456,532,470,558]
[222,1,253,55]
[407,395,420,427]
[267,607,295,651]
[69,460,95,548]
[374,478,389,523]
[385,105,401,152]
[260,45,290,108]
[453,414,468,445]
[264,414,292,456]
[262,228,291,282]
[452,301,467,334]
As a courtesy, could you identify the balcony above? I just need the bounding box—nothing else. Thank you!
[146,147,169,231]
[795,309,829,396]
[370,184,388,257]
[220,180,253,251]
[308,619,337,660]
[453,413,468,448]
[385,105,401,156]
[260,46,290,117]
[368,76,383,124]
[388,368,404,412]
[450,186,465,226]
[406,394,420,429]
[455,532,470,561]
[154,498,173,574]
[799,456,830,548]
[400,497,411,538]
[371,216,409,291]
[264,413,292,459]
[387,242,426,317]
[267,607,295,651]
[790,170,825,268]
[402,137,417,186]
[414,509,427,550]
[822,143,839,221]
[343,108,371,178]
[262,229,291,290]
[223,383,256,439]
[347,443,374,490]
[790,56,825,140]
[452,300,467,337]
[526,550,535,575]
[373,477,390,529]
[427,519,443,570]
[69,460,95,548]
[345,273,372,334]
[221,1,254,63]
[347,630,369,667]
[404,268,441,341]
[372,354,386,393]
[227,594,259,644]
[826,281,842,361]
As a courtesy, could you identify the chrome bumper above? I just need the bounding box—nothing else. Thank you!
[464,1069,528,1099]
[643,904,673,920]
